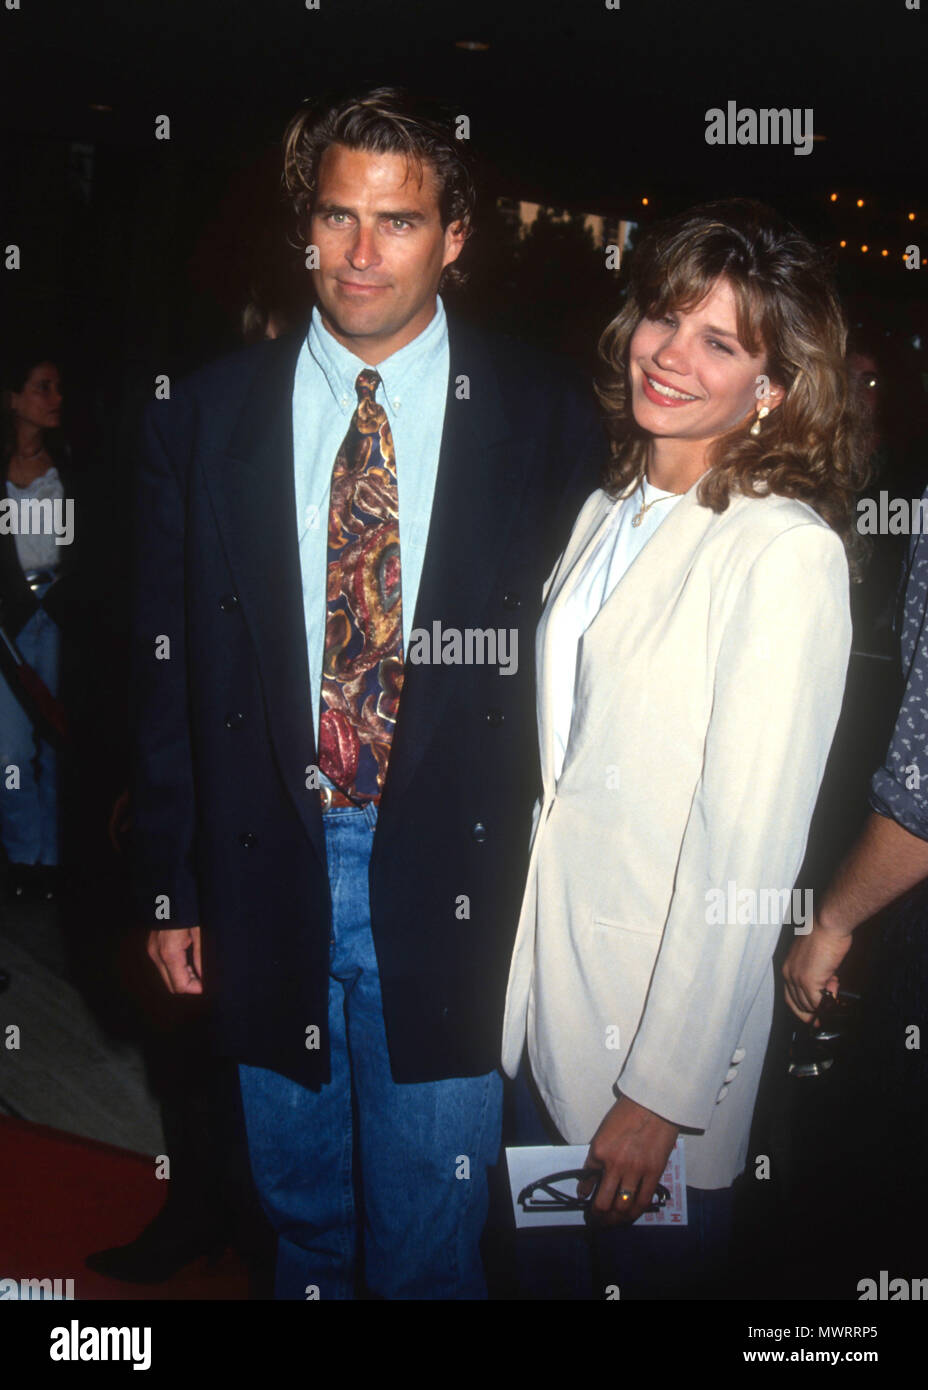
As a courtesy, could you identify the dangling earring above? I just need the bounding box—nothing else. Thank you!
[750,405,770,437]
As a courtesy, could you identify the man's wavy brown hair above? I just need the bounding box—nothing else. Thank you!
[597,199,869,568]
[282,86,475,289]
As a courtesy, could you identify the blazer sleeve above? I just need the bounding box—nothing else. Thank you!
[129,391,201,929]
[617,520,851,1132]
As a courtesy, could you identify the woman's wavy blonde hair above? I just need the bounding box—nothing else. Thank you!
[597,199,869,570]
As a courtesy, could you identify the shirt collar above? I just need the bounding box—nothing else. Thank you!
[307,296,448,416]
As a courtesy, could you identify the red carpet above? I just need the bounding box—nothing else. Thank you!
[0,1116,249,1300]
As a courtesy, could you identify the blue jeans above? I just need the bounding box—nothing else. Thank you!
[0,594,60,866]
[239,801,503,1300]
[509,1063,734,1299]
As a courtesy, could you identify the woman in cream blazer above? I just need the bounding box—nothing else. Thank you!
[502,200,867,1286]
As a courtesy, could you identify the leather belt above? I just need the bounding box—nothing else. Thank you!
[319,786,381,812]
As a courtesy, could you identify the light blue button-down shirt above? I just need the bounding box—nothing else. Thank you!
[292,295,449,748]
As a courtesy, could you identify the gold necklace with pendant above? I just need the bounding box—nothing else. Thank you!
[631,476,678,528]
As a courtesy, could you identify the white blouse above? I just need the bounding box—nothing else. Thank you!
[5,465,65,573]
[545,476,684,782]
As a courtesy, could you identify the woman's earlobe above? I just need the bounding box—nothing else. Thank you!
[749,382,787,434]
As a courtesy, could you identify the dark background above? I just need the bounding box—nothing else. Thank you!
[2,0,926,377]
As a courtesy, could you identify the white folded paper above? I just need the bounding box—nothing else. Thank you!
[506,1141,688,1228]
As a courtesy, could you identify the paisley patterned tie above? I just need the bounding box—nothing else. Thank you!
[318,369,404,800]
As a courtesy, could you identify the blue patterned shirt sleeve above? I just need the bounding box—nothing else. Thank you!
[869,493,928,840]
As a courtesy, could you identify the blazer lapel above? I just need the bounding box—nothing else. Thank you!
[381,316,527,806]
[578,476,718,651]
[537,475,717,791]
[544,487,617,610]
[200,332,326,867]
[536,487,616,792]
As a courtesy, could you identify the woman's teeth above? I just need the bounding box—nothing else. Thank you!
[646,375,698,401]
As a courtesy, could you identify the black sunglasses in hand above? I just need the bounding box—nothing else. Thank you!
[518,1169,671,1214]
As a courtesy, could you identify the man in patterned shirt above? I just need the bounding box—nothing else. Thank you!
[783,491,928,1019]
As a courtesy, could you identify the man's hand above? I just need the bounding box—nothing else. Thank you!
[782,917,852,1024]
[147,926,203,994]
[577,1094,679,1226]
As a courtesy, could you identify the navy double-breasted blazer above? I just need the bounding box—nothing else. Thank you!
[130,311,603,1087]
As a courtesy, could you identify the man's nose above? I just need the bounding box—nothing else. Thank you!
[347,225,380,271]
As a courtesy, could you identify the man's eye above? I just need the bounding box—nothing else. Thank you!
[390,219,410,230]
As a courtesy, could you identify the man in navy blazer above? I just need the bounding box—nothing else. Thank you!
[131,87,602,1299]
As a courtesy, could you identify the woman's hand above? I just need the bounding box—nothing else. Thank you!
[577,1094,679,1226]
[782,918,852,1023]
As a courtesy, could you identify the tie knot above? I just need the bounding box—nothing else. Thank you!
[355,369,381,402]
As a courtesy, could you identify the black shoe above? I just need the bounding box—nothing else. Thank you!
[84,1207,227,1284]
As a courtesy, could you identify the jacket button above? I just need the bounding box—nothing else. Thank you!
[485,708,504,726]
[224,712,244,729]
[219,594,239,612]
[472,821,487,843]
[240,832,258,849]
[503,591,521,610]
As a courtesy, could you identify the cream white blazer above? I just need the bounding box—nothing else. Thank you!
[501,479,852,1189]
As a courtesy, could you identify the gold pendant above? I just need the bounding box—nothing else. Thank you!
[632,510,644,527]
